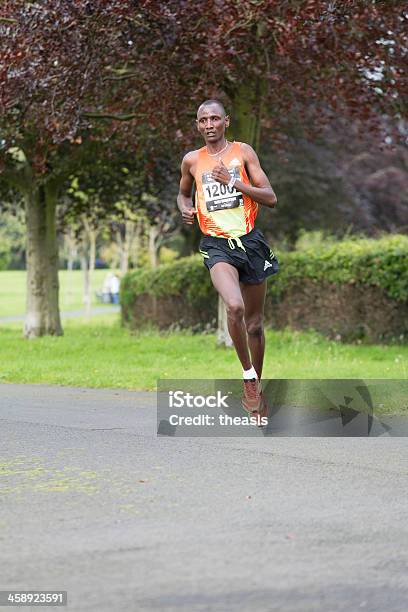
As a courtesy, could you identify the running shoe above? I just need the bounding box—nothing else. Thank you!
[242,378,262,415]
[256,392,269,427]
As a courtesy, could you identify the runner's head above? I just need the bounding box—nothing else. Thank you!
[196,99,230,144]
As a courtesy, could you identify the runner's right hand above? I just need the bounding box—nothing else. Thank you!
[181,207,197,225]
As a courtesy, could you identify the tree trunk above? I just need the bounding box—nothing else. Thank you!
[132,218,143,268]
[217,296,232,346]
[119,219,136,274]
[115,228,124,271]
[88,225,96,316]
[229,80,264,151]
[24,181,62,338]
[148,224,159,318]
[81,252,90,316]
[217,297,233,347]
[149,224,159,268]
[81,217,96,317]
[89,226,96,274]
[120,233,129,274]
[65,230,77,306]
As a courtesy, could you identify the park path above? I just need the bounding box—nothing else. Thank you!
[0,383,407,611]
[0,306,120,323]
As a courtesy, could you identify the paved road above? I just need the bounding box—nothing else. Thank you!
[0,384,407,612]
[0,306,120,323]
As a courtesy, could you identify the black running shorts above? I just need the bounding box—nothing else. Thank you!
[199,228,279,285]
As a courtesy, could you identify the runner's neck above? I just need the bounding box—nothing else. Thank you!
[206,139,230,157]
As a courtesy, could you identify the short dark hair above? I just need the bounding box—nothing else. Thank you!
[198,99,226,116]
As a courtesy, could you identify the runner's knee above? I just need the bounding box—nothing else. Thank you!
[226,300,245,323]
[246,316,264,337]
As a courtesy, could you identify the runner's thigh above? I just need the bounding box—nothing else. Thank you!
[210,262,243,307]
[241,281,267,320]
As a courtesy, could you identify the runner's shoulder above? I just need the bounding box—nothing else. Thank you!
[238,142,258,159]
[182,149,200,167]
[182,149,201,178]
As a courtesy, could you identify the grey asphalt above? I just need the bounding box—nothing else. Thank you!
[0,383,407,612]
[0,306,120,323]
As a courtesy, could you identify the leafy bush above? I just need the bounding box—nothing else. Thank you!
[270,234,408,302]
[121,255,212,313]
[121,235,408,305]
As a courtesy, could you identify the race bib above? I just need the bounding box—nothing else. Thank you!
[201,167,243,212]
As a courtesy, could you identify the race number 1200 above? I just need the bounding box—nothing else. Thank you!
[202,167,243,212]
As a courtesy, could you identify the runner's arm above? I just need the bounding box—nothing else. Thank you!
[177,155,196,224]
[241,144,277,207]
[211,144,277,208]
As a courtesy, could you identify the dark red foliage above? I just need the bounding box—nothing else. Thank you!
[0,0,406,169]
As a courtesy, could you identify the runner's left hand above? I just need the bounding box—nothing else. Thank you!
[211,158,230,185]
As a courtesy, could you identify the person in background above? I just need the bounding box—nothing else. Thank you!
[109,273,120,305]
[102,273,113,304]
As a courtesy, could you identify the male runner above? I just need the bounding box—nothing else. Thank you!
[177,99,278,416]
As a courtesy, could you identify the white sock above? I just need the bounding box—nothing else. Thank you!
[243,366,258,380]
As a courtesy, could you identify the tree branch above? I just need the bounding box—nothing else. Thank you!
[81,112,138,121]
[102,73,139,82]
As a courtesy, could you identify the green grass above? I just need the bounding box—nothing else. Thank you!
[0,315,407,413]
[0,269,117,317]
[0,270,407,413]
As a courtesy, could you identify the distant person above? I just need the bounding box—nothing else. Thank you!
[177,99,278,418]
[109,274,120,305]
[102,273,113,304]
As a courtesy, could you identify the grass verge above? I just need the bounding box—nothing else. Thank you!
[0,269,117,318]
[0,314,407,413]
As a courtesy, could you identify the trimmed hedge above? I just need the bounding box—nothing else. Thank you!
[121,255,212,307]
[121,235,408,341]
[269,235,408,303]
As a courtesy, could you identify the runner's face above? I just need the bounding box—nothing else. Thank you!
[196,104,229,144]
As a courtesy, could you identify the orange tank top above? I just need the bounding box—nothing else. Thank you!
[194,141,258,238]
